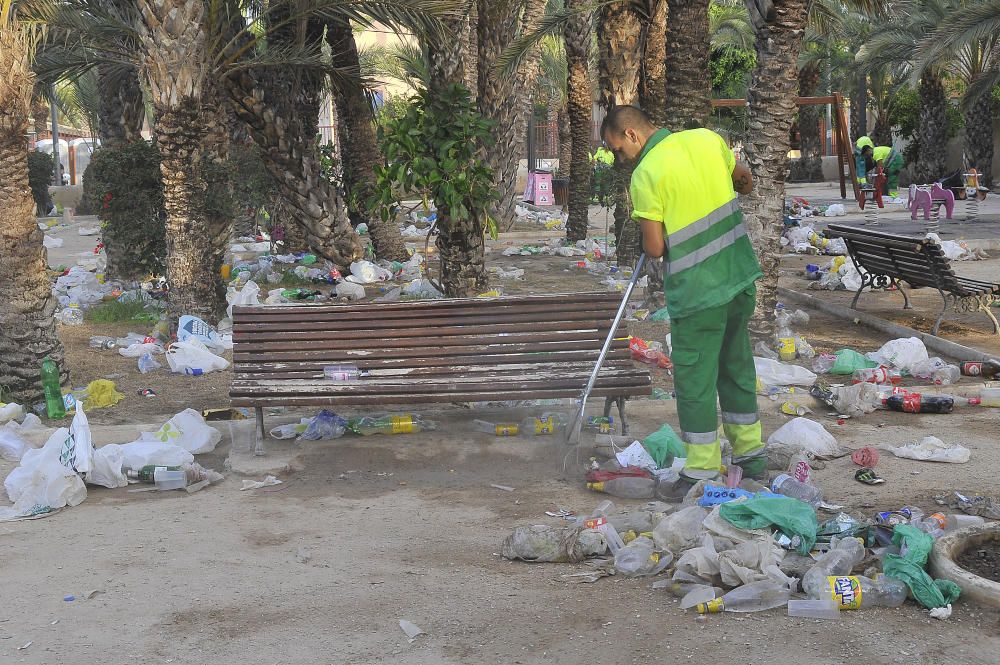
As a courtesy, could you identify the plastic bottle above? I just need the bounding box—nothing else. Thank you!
[351,414,436,436]
[126,465,182,483]
[696,580,791,614]
[978,387,1000,407]
[587,472,681,500]
[520,413,568,437]
[774,305,797,361]
[914,512,985,536]
[961,359,1000,379]
[927,364,961,386]
[60,304,84,325]
[852,366,901,385]
[801,538,866,596]
[613,536,668,577]
[807,575,907,610]
[138,352,161,374]
[771,473,823,507]
[473,419,520,436]
[89,336,116,350]
[883,393,954,414]
[40,356,66,419]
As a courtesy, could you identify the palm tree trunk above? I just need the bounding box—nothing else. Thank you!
[597,2,642,110]
[327,18,408,262]
[476,0,545,228]
[849,71,867,142]
[596,2,643,259]
[871,112,891,146]
[200,81,234,319]
[964,92,993,189]
[665,0,712,129]
[97,63,145,149]
[428,17,487,296]
[789,63,823,182]
[138,0,226,323]
[557,103,572,177]
[914,72,947,184]
[641,0,669,125]
[0,21,66,402]
[742,0,809,339]
[565,0,593,242]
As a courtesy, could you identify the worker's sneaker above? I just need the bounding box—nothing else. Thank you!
[733,453,768,481]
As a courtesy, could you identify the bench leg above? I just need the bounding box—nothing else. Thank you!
[982,300,1000,336]
[254,407,266,456]
[932,291,950,337]
[892,277,913,309]
[850,283,866,309]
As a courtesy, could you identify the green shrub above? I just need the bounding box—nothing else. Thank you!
[27,150,54,215]
[87,141,166,281]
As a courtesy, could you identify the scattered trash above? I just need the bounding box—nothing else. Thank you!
[854,468,885,485]
[851,447,880,467]
[500,525,608,563]
[241,475,282,491]
[767,418,847,459]
[885,436,970,463]
[491,484,516,492]
[165,339,230,375]
[399,619,426,643]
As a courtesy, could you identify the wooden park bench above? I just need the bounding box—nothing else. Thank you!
[825,224,1000,337]
[230,293,653,454]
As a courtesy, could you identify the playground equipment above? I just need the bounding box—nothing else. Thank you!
[909,183,955,234]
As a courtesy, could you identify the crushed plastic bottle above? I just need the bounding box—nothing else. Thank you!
[519,413,568,437]
[912,512,985,537]
[613,536,671,577]
[801,537,866,596]
[138,352,161,374]
[587,470,681,500]
[473,419,520,436]
[696,580,791,613]
[89,336,116,350]
[852,367,901,385]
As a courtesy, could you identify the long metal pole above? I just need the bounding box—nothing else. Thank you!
[565,253,646,445]
[50,84,60,187]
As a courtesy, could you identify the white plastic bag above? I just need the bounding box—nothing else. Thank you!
[754,357,817,387]
[178,315,230,351]
[651,506,708,554]
[143,408,222,454]
[767,417,846,459]
[615,440,658,471]
[2,427,87,521]
[119,342,165,358]
[346,260,393,284]
[165,339,230,375]
[87,444,128,488]
[63,406,93,475]
[118,440,194,469]
[0,402,24,425]
[886,436,970,463]
[866,337,928,373]
[0,428,30,462]
[227,279,260,319]
[335,280,366,301]
[402,278,443,298]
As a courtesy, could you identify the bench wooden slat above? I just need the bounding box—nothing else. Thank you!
[231,308,623,330]
[233,338,630,363]
[233,359,638,380]
[234,319,627,343]
[234,292,618,314]
[233,348,632,374]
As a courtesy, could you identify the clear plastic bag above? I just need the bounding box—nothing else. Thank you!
[651,505,708,554]
[614,536,672,577]
[297,410,348,441]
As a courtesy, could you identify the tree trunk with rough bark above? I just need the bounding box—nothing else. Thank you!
[742,0,809,339]
[914,72,947,184]
[565,0,593,242]
[557,103,572,178]
[964,91,993,189]
[849,72,867,142]
[428,17,488,296]
[138,0,226,323]
[97,63,145,149]
[871,111,891,147]
[788,63,823,182]
[476,0,545,228]
[640,0,669,126]
[327,18,407,262]
[0,22,67,402]
[665,0,711,129]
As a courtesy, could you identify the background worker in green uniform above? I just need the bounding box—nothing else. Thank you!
[855,136,904,197]
[600,106,767,482]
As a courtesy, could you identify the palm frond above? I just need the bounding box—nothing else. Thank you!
[494,3,599,78]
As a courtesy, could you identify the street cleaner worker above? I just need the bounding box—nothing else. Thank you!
[600,105,767,483]
[855,136,904,197]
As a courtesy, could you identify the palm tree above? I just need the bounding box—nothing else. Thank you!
[640,0,668,123]
[788,42,824,182]
[857,0,955,184]
[665,0,712,128]
[564,0,593,242]
[0,0,67,402]
[740,0,812,337]
[326,18,408,261]
[914,0,999,187]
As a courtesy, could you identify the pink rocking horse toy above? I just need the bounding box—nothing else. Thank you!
[908,183,955,221]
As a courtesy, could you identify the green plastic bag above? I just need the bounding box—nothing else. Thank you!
[649,307,671,322]
[882,524,961,609]
[641,424,686,467]
[829,349,878,375]
[719,496,818,555]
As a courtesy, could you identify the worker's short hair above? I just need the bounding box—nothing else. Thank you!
[601,105,656,137]
[861,145,873,155]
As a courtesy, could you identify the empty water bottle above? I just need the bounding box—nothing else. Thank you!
[697,580,791,613]
[349,414,436,436]
[771,473,823,507]
[89,336,116,350]
[913,512,985,537]
[138,352,161,374]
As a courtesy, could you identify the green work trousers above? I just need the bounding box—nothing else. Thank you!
[670,286,765,479]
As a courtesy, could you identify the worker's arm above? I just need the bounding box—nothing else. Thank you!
[638,218,666,258]
[732,162,753,195]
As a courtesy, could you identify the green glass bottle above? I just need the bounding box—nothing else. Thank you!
[41,356,66,419]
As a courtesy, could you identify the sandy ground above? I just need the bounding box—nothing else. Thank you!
[4,208,1000,664]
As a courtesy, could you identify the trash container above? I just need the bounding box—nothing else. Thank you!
[553,178,569,206]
